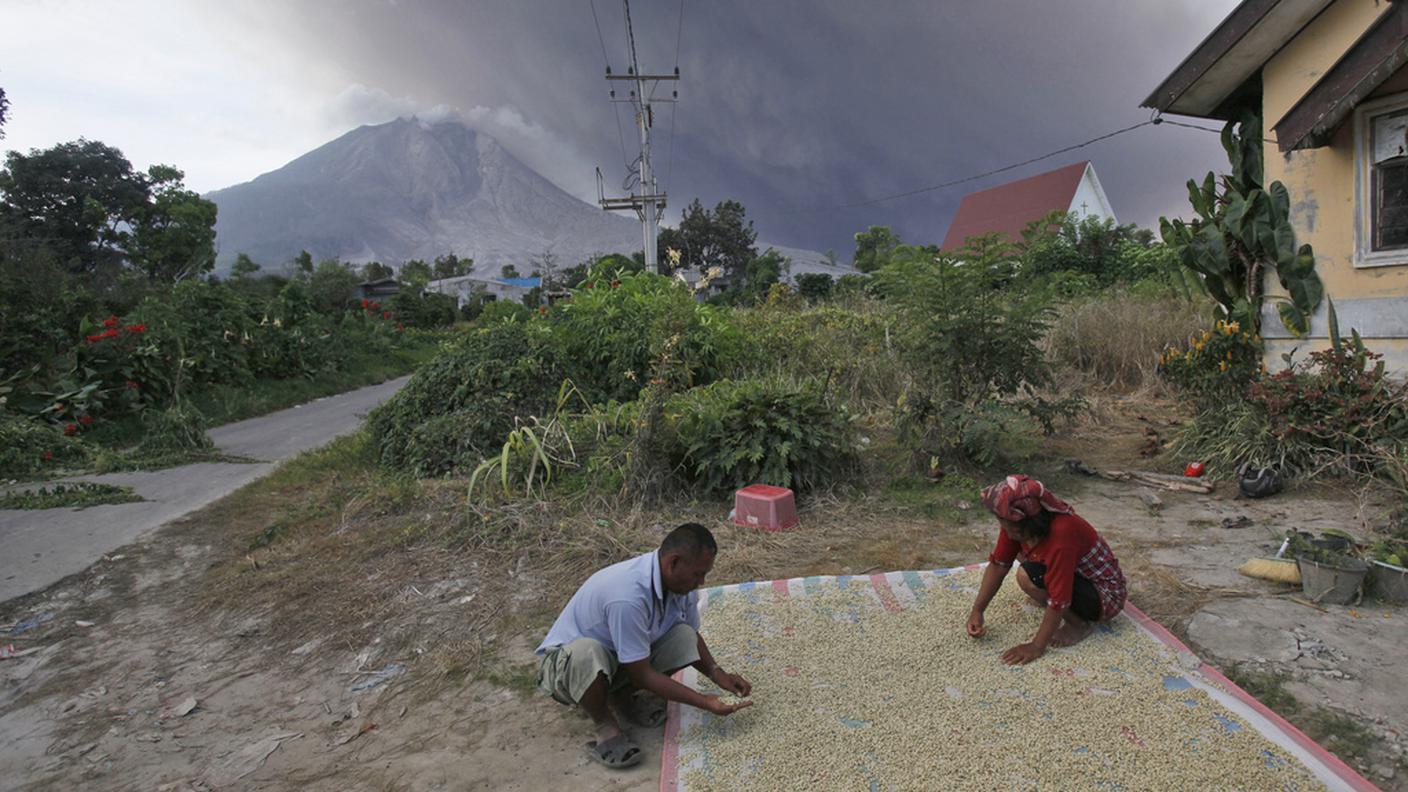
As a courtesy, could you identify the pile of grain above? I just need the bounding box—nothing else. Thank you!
[676,571,1327,791]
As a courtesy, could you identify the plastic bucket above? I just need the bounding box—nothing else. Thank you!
[1368,560,1408,604]
[1297,557,1368,605]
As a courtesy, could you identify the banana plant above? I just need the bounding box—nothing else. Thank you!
[1160,110,1324,336]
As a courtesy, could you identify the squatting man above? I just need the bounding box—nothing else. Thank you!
[536,522,752,769]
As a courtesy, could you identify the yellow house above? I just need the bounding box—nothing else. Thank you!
[1145,0,1408,371]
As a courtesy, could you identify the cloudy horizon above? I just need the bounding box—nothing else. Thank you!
[2,0,1240,258]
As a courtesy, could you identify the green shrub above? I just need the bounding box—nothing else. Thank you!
[552,272,746,404]
[477,299,532,325]
[367,321,564,476]
[136,403,214,454]
[1158,319,1262,406]
[131,279,256,391]
[733,301,901,414]
[388,290,458,328]
[0,411,92,479]
[658,378,857,494]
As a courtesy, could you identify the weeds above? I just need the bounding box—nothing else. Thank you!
[1225,665,1381,762]
[0,481,142,510]
[1047,289,1209,392]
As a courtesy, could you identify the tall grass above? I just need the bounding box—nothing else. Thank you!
[1046,289,1211,392]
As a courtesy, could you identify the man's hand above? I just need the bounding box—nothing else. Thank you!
[1001,641,1046,665]
[965,609,986,638]
[709,667,752,697]
[701,695,753,716]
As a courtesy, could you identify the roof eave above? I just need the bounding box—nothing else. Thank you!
[1142,0,1333,120]
[1273,3,1408,152]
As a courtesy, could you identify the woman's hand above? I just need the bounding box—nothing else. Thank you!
[1001,641,1046,665]
[965,609,986,638]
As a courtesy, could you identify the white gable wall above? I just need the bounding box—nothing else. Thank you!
[1066,163,1118,225]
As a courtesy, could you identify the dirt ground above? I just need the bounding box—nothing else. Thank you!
[2,399,1406,791]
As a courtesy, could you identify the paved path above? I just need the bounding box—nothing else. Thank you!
[0,376,409,603]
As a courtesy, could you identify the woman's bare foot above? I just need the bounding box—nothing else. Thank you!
[1051,619,1095,647]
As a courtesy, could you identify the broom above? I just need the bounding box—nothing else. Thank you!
[1239,537,1302,584]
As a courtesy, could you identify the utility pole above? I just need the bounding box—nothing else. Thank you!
[595,0,677,274]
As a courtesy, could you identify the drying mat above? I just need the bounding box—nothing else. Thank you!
[661,564,1379,792]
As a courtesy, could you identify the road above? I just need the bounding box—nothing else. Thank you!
[0,376,409,603]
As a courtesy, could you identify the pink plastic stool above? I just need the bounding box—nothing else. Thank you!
[733,484,799,531]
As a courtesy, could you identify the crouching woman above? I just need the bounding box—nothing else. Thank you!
[965,474,1127,664]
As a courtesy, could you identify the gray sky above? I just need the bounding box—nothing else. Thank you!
[2,0,1240,257]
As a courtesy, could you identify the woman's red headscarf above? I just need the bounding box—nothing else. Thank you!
[980,474,1074,523]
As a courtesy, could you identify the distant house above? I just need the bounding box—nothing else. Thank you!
[940,161,1117,252]
[425,274,541,307]
[356,278,402,301]
[1144,0,1408,372]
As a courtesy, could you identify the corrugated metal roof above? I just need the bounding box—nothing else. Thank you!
[939,161,1089,251]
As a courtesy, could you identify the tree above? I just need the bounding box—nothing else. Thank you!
[0,139,149,274]
[853,226,901,273]
[733,248,789,304]
[501,264,521,279]
[309,258,362,314]
[231,253,261,279]
[531,248,558,286]
[657,198,758,279]
[129,165,218,281]
[293,249,314,278]
[559,253,642,288]
[1018,210,1154,286]
[0,86,9,139]
[361,261,394,281]
[795,272,834,302]
[433,253,472,280]
[400,259,432,288]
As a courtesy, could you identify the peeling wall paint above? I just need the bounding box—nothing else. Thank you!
[1260,0,1408,371]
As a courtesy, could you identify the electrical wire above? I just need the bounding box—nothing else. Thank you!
[826,119,1154,210]
[1154,115,1279,145]
[664,0,684,196]
[591,0,633,172]
[588,0,612,73]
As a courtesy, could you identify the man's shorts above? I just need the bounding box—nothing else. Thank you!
[537,622,700,705]
[1020,561,1102,623]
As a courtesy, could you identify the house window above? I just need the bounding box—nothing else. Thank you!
[1356,95,1408,266]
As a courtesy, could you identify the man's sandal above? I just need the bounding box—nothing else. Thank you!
[583,734,642,769]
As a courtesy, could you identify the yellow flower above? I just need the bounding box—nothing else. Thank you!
[1228,321,1241,334]
[1219,360,1229,372]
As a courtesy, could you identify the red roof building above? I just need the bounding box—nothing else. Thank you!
[939,161,1117,251]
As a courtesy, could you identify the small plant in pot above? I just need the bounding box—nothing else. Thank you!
[1286,531,1369,606]
[1367,539,1408,604]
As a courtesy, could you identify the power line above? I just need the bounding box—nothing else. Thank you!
[665,0,684,196]
[824,120,1154,211]
[665,102,678,197]
[1154,115,1279,145]
[591,0,633,172]
[673,0,685,70]
[587,0,612,71]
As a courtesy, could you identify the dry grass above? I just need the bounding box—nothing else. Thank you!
[1047,290,1210,393]
[182,429,992,705]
